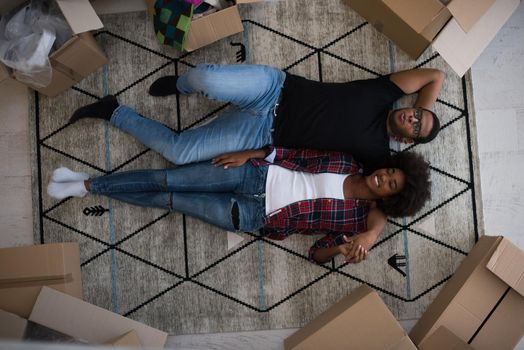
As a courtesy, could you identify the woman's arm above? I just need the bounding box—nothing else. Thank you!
[312,206,386,264]
[343,207,386,263]
[212,148,271,169]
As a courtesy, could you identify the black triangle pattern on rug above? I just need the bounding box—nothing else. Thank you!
[33,17,479,332]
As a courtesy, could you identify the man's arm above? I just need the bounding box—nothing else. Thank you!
[389,68,446,109]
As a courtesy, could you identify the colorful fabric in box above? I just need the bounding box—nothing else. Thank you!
[153,0,195,51]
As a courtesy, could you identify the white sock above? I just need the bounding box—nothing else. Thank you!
[47,181,88,199]
[52,167,90,183]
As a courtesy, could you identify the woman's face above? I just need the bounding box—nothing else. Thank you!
[365,168,406,198]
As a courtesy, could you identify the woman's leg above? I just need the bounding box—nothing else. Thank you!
[106,191,264,232]
[178,64,286,112]
[89,161,267,195]
[110,106,273,165]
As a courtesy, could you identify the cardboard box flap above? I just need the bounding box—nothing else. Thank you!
[55,0,103,34]
[388,335,418,350]
[0,244,72,283]
[0,63,10,83]
[486,238,524,296]
[383,0,446,34]
[432,0,519,77]
[185,5,244,51]
[447,0,495,32]
[103,330,142,348]
[0,309,27,340]
[419,326,473,350]
[29,287,167,348]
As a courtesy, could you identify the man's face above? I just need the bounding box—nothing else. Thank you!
[387,107,433,143]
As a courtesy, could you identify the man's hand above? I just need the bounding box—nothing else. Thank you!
[389,68,445,110]
[212,149,267,169]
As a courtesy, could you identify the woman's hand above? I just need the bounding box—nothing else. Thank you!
[340,234,375,264]
[212,149,267,169]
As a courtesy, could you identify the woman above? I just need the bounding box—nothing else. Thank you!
[47,146,430,264]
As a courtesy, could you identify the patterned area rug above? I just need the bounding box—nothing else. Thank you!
[30,0,483,335]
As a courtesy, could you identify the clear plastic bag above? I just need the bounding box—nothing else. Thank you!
[0,0,72,87]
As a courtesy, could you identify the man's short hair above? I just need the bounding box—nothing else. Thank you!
[377,152,431,218]
[415,108,440,144]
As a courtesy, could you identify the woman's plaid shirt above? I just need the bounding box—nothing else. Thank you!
[250,147,372,260]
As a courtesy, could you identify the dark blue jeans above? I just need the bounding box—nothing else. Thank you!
[89,161,268,232]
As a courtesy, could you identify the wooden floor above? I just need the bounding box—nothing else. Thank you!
[0,1,523,349]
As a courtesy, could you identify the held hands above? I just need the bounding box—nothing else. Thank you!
[338,234,373,264]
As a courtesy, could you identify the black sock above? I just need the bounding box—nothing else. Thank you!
[148,75,179,96]
[69,95,119,123]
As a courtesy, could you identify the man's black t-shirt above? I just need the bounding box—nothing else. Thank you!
[272,73,405,173]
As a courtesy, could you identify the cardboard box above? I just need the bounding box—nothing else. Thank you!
[410,236,524,350]
[0,243,83,318]
[144,0,261,51]
[284,285,417,350]
[29,287,168,348]
[419,326,474,350]
[0,0,107,96]
[344,0,520,76]
[103,330,142,348]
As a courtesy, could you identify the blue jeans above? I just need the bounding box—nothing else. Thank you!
[89,162,268,232]
[110,64,286,164]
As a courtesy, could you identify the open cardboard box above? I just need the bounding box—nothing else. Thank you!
[144,0,261,51]
[344,0,520,76]
[29,287,167,348]
[0,0,107,96]
[410,235,524,350]
[0,309,85,343]
[0,243,83,318]
[284,284,417,350]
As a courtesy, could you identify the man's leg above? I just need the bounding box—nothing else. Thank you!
[111,105,273,165]
[175,64,286,112]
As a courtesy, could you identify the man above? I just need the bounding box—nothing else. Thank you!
[71,64,445,173]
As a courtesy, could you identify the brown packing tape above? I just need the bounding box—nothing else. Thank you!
[0,274,72,288]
